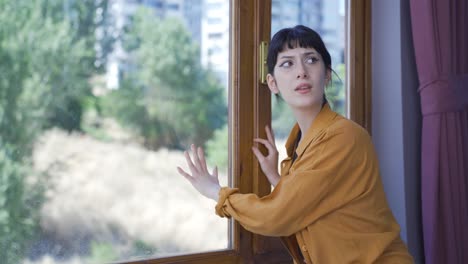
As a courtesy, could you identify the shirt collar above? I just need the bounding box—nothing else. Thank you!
[284,103,338,158]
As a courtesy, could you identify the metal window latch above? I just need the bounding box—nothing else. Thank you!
[259,41,269,84]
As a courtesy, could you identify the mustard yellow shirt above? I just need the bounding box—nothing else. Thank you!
[215,104,414,263]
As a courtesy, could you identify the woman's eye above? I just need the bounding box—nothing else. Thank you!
[279,61,292,68]
[306,57,318,64]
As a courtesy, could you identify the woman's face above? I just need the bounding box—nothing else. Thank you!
[267,46,330,111]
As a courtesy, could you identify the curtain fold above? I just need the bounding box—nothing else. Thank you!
[410,0,468,263]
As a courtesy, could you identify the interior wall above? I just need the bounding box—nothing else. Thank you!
[371,0,423,262]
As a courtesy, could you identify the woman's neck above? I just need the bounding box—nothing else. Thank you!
[292,103,323,141]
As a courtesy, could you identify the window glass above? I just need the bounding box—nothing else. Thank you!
[270,0,347,160]
[0,0,230,263]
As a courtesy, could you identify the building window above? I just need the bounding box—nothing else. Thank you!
[1,0,370,263]
[167,3,179,10]
[208,32,223,39]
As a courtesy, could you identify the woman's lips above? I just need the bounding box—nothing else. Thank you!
[295,84,312,94]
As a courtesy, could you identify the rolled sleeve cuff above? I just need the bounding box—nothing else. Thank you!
[215,187,239,218]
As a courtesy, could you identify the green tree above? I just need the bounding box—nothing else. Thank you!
[326,63,346,115]
[0,0,110,262]
[34,0,115,131]
[108,8,227,149]
[0,146,43,264]
[271,96,296,139]
[0,2,67,262]
[205,124,229,170]
[38,0,115,73]
[0,0,113,134]
[26,10,90,132]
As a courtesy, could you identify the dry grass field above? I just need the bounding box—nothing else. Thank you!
[25,127,229,264]
[23,114,288,264]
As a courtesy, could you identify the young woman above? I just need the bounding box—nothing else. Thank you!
[177,25,413,263]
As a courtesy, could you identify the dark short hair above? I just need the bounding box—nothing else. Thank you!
[267,25,331,75]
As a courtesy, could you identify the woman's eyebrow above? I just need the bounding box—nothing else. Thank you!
[279,51,317,59]
[302,51,317,56]
[278,55,294,59]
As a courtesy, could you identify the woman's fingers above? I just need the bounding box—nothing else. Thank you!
[211,166,218,180]
[182,145,215,179]
[252,146,266,162]
[177,144,222,201]
[197,146,209,173]
[177,166,195,184]
[254,138,277,156]
[184,150,198,174]
[191,144,204,170]
[254,138,270,146]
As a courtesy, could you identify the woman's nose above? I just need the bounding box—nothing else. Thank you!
[296,72,308,78]
[296,64,308,79]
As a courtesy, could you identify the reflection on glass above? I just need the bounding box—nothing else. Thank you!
[270,0,347,159]
[0,0,229,263]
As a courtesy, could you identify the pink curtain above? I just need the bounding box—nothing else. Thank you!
[410,0,468,263]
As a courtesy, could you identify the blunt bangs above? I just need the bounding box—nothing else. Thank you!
[267,25,331,74]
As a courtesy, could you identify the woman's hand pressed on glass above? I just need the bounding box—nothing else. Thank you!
[177,144,221,201]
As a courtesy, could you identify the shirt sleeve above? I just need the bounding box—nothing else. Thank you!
[215,125,376,237]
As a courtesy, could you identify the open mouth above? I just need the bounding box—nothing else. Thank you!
[295,84,312,93]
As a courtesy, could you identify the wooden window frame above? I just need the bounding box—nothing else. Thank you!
[125,0,371,263]
[347,0,372,132]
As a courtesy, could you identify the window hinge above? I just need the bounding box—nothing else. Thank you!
[259,41,269,84]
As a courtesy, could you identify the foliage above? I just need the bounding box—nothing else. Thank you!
[131,239,157,257]
[104,8,227,150]
[326,63,346,115]
[87,241,118,263]
[0,0,112,262]
[205,124,229,170]
[37,0,116,73]
[271,96,297,139]
[33,0,115,131]
[0,146,44,264]
[100,77,149,139]
[0,0,114,135]
[25,13,90,132]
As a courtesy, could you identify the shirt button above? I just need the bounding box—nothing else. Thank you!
[301,245,308,252]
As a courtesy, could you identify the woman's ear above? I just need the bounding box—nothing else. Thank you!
[267,73,280,94]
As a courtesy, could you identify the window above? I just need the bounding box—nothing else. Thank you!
[208,32,223,39]
[1,0,229,263]
[208,17,223,24]
[1,0,370,263]
[167,3,179,10]
[146,0,163,9]
[206,2,223,10]
[271,0,347,144]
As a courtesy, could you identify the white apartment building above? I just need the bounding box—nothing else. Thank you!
[271,0,345,65]
[200,0,230,89]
